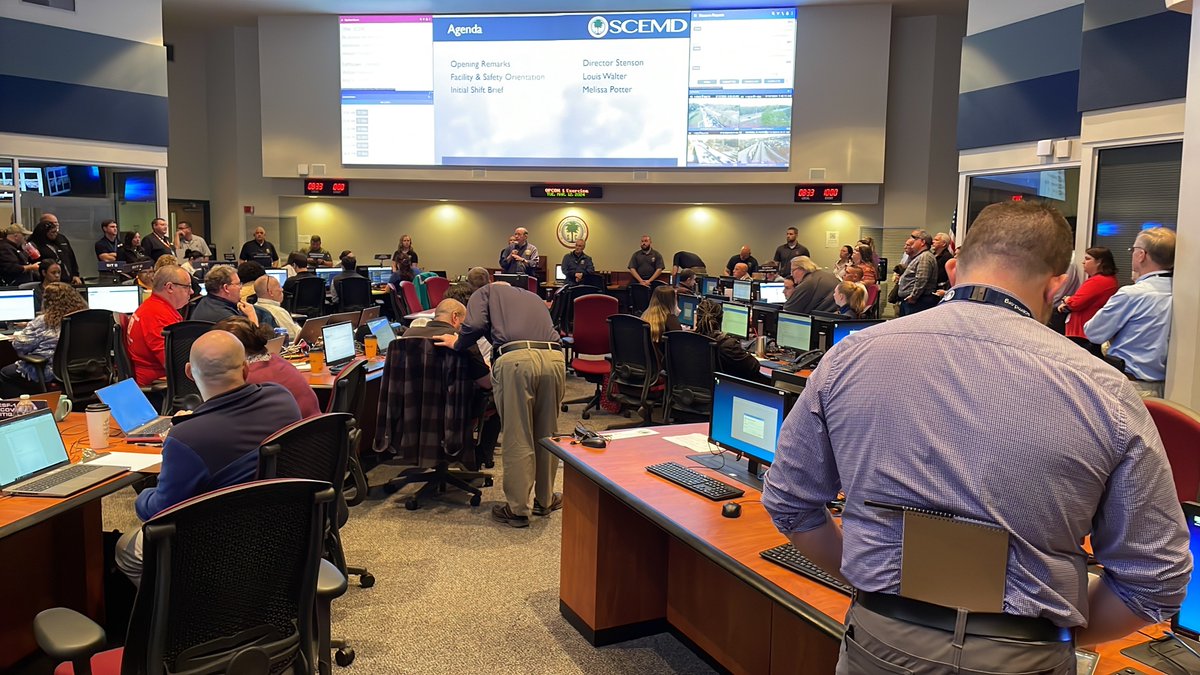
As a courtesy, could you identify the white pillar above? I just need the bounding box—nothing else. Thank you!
[1167,11,1200,409]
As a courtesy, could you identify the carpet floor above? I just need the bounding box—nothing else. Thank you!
[97,375,717,674]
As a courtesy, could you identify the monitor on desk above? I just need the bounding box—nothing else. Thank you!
[812,316,884,350]
[752,303,779,339]
[678,294,699,328]
[721,302,750,338]
[0,289,36,322]
[87,285,141,314]
[495,273,526,288]
[321,321,356,369]
[554,264,566,282]
[732,279,753,302]
[776,311,813,351]
[709,374,792,467]
[264,268,288,287]
[251,254,274,269]
[366,266,390,285]
[700,276,720,296]
[314,268,340,287]
[757,282,786,305]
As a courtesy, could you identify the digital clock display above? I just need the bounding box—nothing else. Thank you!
[794,184,843,203]
[530,184,603,199]
[303,179,351,196]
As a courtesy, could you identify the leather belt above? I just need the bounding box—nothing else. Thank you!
[856,592,1071,643]
[496,341,562,357]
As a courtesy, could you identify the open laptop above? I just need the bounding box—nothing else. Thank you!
[0,409,126,497]
[366,317,396,351]
[266,335,286,355]
[296,315,330,345]
[96,378,174,438]
[265,268,289,287]
[359,306,380,325]
[322,321,357,374]
[327,310,361,330]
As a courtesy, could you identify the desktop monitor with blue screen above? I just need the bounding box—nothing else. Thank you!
[315,268,340,287]
[776,312,813,351]
[700,276,720,296]
[366,266,390,285]
[757,282,786,305]
[0,289,36,322]
[87,286,141,314]
[721,302,750,338]
[265,268,288,287]
[678,294,699,328]
[708,374,791,467]
[732,279,753,302]
[812,316,883,350]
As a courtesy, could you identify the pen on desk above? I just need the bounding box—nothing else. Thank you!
[863,499,956,520]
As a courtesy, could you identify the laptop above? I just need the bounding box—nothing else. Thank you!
[359,306,380,325]
[296,315,330,345]
[0,409,126,497]
[96,378,175,438]
[327,310,361,330]
[322,321,357,374]
[265,268,289,286]
[266,335,286,355]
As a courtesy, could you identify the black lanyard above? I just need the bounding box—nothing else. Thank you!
[942,285,1033,319]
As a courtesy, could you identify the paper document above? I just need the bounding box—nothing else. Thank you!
[663,433,719,454]
[599,428,659,441]
[84,451,163,472]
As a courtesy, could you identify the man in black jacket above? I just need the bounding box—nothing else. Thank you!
[0,224,38,285]
[782,256,839,316]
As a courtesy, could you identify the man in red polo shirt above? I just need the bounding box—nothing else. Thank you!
[127,265,193,385]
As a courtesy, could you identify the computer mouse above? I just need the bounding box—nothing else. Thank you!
[722,502,742,518]
[580,436,607,449]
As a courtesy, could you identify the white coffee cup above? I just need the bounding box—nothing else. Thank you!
[85,403,110,450]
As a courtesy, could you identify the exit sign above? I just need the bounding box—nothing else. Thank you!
[303,179,351,197]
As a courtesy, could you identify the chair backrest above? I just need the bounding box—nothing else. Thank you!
[1145,397,1200,501]
[128,478,330,675]
[572,294,618,357]
[561,284,603,334]
[607,314,658,404]
[864,284,881,319]
[257,413,355,489]
[335,276,371,313]
[162,321,214,414]
[399,281,422,315]
[662,330,718,417]
[289,276,326,318]
[53,309,116,403]
[389,286,410,319]
[424,276,450,306]
[326,359,367,415]
[628,283,652,315]
[526,276,539,294]
[113,313,137,382]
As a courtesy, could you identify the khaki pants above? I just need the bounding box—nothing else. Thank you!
[837,604,1075,675]
[493,348,566,517]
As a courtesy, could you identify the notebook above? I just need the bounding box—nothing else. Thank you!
[96,378,174,438]
[0,409,125,497]
[899,510,1009,612]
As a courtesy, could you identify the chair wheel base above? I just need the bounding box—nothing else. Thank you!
[383,482,401,495]
[358,573,375,588]
[470,494,481,506]
[560,404,568,412]
[581,411,590,420]
[482,477,494,487]
[404,498,420,510]
[335,647,355,667]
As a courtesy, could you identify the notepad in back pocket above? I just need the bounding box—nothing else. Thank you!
[899,510,1009,612]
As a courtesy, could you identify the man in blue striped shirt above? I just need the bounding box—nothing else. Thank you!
[763,202,1190,674]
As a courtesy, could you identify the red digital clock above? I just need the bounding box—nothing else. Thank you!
[794,184,843,203]
[303,179,351,197]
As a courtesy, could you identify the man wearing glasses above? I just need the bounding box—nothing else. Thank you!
[190,264,276,328]
[1085,227,1176,397]
[127,265,193,386]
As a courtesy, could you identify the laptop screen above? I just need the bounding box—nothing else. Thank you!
[555,264,566,282]
[87,285,141,314]
[322,321,356,365]
[721,302,750,338]
[315,268,339,288]
[708,375,790,466]
[367,317,395,351]
[678,294,699,328]
[97,378,161,433]
[758,282,786,304]
[0,289,36,321]
[0,410,70,488]
[265,269,288,286]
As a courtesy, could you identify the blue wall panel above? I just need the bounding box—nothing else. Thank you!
[958,71,1082,150]
[1078,11,1191,112]
[0,74,168,147]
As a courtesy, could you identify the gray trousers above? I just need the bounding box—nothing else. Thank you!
[492,348,566,517]
[836,604,1075,675]
[115,528,144,588]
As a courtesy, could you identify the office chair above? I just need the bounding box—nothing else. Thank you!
[161,321,213,415]
[556,284,603,336]
[377,337,493,511]
[661,330,717,423]
[398,280,424,314]
[112,314,167,399]
[34,478,332,675]
[605,314,663,426]
[627,282,652,315]
[327,360,370,506]
[334,276,371,314]
[526,275,540,295]
[19,309,115,403]
[561,294,618,420]
[1144,397,1200,501]
[424,275,450,306]
[864,284,881,319]
[387,286,410,322]
[287,276,326,319]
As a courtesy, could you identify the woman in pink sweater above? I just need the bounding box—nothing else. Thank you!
[212,317,322,418]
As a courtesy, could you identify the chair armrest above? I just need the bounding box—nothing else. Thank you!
[34,607,106,663]
[317,558,348,600]
[17,354,47,367]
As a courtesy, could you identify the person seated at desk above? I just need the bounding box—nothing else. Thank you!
[116,330,301,586]
[0,282,87,398]
[214,316,318,418]
[641,285,683,361]
[852,244,878,285]
[95,218,121,262]
[675,269,698,295]
[388,252,415,287]
[191,264,276,328]
[306,234,332,267]
[31,214,82,286]
[238,226,278,266]
[731,262,753,282]
[33,260,63,312]
[282,252,315,297]
[174,221,211,263]
[834,280,868,319]
[119,231,151,265]
[330,253,364,306]
[404,299,500,467]
[253,275,301,341]
[0,223,39,286]
[127,265,192,386]
[693,298,769,384]
[560,239,594,286]
[236,261,266,303]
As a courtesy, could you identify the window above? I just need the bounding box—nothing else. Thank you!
[1091,142,1181,286]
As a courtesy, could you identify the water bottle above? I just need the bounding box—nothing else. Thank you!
[13,394,37,417]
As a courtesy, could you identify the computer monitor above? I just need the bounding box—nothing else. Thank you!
[264,268,288,287]
[811,316,884,350]
[315,268,339,288]
[700,276,720,296]
[708,374,792,467]
[719,276,735,292]
[751,304,779,339]
[832,320,883,344]
[678,294,699,328]
[366,266,390,285]
[87,285,141,314]
[554,264,566,282]
[251,254,274,268]
[0,289,36,322]
[321,321,356,369]
[495,273,525,287]
[731,279,753,302]
[776,311,814,351]
[758,282,786,305]
[721,302,750,338]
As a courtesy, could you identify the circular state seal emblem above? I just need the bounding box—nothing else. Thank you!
[556,216,589,248]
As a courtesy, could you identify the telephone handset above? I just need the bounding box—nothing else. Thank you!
[791,349,824,370]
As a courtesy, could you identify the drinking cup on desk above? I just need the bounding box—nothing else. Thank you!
[364,335,378,359]
[51,395,72,421]
[309,347,325,373]
[85,403,110,451]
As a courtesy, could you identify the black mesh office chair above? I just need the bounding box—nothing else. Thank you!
[34,478,332,675]
[327,360,370,506]
[112,314,167,400]
[606,314,663,425]
[19,309,115,403]
[627,283,652,315]
[661,330,717,423]
[334,276,371,313]
[287,276,326,319]
[161,321,213,415]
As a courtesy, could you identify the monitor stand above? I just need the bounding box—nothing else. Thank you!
[1122,633,1200,673]
[686,453,764,491]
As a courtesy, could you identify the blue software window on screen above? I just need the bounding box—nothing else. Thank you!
[1175,505,1200,637]
[708,375,788,465]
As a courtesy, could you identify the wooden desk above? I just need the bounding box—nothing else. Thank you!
[295,355,385,456]
[542,424,1168,674]
[0,416,160,670]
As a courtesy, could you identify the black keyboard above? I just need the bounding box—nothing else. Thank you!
[138,418,172,436]
[760,543,854,595]
[645,462,744,501]
[18,464,103,493]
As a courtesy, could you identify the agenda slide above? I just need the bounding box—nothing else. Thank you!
[339,9,796,169]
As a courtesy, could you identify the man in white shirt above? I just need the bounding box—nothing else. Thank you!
[175,221,211,261]
[253,275,301,341]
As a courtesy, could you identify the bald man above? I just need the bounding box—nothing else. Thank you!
[116,330,301,586]
[500,226,539,275]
